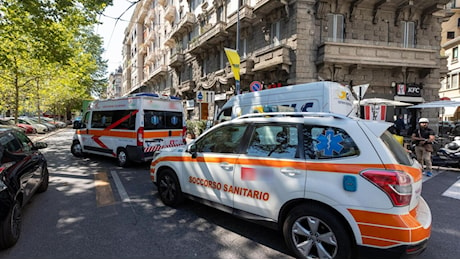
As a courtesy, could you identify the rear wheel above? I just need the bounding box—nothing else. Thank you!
[117,148,130,167]
[283,204,352,259]
[0,201,22,249]
[157,169,183,207]
[71,141,84,157]
[37,166,49,193]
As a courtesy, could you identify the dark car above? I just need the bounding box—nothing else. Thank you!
[0,128,49,249]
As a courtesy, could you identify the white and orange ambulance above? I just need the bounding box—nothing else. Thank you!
[71,93,186,167]
[150,112,431,258]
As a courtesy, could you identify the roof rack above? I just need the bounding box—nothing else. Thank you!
[237,112,350,120]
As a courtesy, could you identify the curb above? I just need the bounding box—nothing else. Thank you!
[30,127,70,142]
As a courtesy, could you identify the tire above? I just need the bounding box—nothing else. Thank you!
[0,201,22,249]
[37,166,49,193]
[71,141,84,157]
[157,169,184,207]
[117,148,130,167]
[283,204,352,259]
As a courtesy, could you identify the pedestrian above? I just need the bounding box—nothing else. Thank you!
[411,118,435,177]
[394,115,405,135]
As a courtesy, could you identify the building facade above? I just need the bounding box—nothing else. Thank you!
[107,66,123,99]
[122,0,450,128]
[440,0,460,121]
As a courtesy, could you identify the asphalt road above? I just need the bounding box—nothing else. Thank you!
[0,128,459,258]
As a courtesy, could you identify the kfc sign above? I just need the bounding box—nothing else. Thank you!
[395,83,422,97]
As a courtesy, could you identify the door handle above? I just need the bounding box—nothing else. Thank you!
[220,162,233,171]
[280,168,301,176]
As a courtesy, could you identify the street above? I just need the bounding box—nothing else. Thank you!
[0,128,459,258]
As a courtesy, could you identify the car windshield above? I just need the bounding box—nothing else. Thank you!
[380,130,413,166]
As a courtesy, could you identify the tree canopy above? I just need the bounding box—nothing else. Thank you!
[0,0,112,121]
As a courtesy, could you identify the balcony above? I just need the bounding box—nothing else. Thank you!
[253,0,286,16]
[253,45,292,73]
[169,52,185,68]
[149,64,168,80]
[316,40,439,69]
[166,13,196,44]
[188,21,228,55]
[165,5,176,23]
[226,5,255,32]
[146,30,155,43]
[145,9,154,23]
[139,43,147,54]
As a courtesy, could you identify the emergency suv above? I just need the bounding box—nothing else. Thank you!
[150,112,431,258]
[71,93,186,167]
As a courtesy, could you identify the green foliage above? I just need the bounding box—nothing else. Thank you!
[186,120,208,135]
[0,0,111,119]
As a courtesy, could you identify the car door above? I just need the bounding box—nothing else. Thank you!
[14,131,43,193]
[232,123,307,221]
[184,123,247,208]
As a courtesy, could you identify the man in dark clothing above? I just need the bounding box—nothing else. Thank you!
[394,115,405,135]
[411,118,435,177]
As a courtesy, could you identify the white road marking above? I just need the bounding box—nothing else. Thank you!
[442,179,460,200]
[110,170,131,203]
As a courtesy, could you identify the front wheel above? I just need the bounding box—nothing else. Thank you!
[71,141,84,157]
[283,204,353,259]
[0,201,22,249]
[157,169,183,207]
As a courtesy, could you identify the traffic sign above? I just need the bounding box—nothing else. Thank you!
[250,81,263,92]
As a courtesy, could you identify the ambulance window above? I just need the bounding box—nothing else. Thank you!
[246,124,299,159]
[144,110,183,130]
[91,111,113,128]
[196,124,246,153]
[304,125,359,159]
[113,110,136,130]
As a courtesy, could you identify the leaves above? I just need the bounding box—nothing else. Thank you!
[0,0,112,119]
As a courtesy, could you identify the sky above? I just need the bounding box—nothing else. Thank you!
[96,0,136,75]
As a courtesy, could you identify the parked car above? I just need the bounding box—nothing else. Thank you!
[0,119,26,133]
[30,117,56,131]
[150,112,431,258]
[0,128,49,249]
[17,118,48,134]
[72,116,82,129]
[40,117,67,128]
[438,121,454,136]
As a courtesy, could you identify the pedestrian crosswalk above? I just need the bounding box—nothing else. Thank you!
[442,179,460,200]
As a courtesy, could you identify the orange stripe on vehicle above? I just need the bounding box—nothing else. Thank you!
[361,237,400,248]
[144,130,183,138]
[88,129,137,138]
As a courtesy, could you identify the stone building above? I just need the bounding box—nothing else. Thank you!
[122,0,450,128]
[107,66,123,99]
[440,0,460,121]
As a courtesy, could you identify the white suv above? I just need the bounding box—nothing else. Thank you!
[150,112,431,258]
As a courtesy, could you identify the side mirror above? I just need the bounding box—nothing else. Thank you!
[73,121,81,129]
[34,142,48,149]
[188,143,198,159]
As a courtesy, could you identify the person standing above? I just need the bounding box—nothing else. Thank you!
[411,118,436,177]
[394,115,405,135]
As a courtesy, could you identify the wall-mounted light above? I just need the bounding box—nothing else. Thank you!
[391,81,396,88]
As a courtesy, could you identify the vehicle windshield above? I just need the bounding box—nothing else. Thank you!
[380,130,413,166]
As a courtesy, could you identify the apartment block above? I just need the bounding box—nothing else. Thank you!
[122,0,450,127]
[440,0,460,120]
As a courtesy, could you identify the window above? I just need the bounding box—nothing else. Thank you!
[270,20,281,46]
[144,110,183,130]
[246,125,299,159]
[303,125,359,159]
[196,124,247,153]
[453,47,458,62]
[448,31,455,39]
[327,13,344,42]
[401,21,415,48]
[15,131,33,152]
[91,110,136,130]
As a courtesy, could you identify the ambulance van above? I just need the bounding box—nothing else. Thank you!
[71,93,186,167]
[215,81,357,123]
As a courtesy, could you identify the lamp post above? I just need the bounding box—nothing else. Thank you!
[236,0,240,95]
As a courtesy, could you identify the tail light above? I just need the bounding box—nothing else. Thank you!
[361,170,412,206]
[182,126,187,144]
[137,127,144,146]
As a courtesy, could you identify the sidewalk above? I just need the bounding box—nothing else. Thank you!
[29,127,69,142]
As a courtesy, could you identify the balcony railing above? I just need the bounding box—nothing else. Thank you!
[165,5,176,22]
[226,5,255,32]
[169,50,185,68]
[149,64,168,79]
[253,44,292,72]
[188,21,228,54]
[167,13,196,43]
[253,0,286,16]
[316,39,439,69]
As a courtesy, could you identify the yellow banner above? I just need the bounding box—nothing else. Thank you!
[224,48,240,81]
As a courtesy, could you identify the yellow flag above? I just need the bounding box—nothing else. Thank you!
[224,48,240,81]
